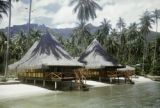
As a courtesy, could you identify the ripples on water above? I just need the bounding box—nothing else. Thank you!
[0,82,160,108]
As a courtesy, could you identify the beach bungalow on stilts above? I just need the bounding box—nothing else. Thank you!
[117,65,135,83]
[78,39,127,83]
[9,31,84,89]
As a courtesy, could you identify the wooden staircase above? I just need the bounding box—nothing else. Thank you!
[74,69,88,90]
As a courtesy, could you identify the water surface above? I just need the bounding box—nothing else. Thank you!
[0,82,160,108]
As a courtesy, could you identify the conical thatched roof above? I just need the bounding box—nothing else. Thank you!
[9,32,83,71]
[78,39,119,69]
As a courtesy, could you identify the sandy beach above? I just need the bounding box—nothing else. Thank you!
[132,76,154,84]
[85,76,155,88]
[0,76,156,100]
[0,84,59,100]
[85,80,111,87]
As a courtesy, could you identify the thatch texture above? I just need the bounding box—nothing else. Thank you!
[117,65,135,71]
[9,32,83,71]
[78,39,119,69]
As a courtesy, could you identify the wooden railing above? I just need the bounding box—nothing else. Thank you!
[18,71,76,80]
[76,69,134,79]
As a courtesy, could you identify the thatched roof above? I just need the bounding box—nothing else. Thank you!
[9,32,83,71]
[78,39,119,69]
[117,65,135,71]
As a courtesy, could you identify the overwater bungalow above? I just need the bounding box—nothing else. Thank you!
[78,39,132,83]
[9,31,84,89]
[117,65,135,83]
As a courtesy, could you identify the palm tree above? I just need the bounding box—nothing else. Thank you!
[152,9,160,72]
[101,18,111,35]
[28,0,32,34]
[69,0,102,24]
[96,18,111,45]
[0,32,7,73]
[127,23,139,63]
[139,11,154,75]
[116,17,126,33]
[116,17,126,62]
[4,0,19,78]
[71,22,92,52]
[0,0,9,19]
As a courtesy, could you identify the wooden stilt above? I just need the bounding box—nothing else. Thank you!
[70,81,73,90]
[43,80,46,87]
[110,77,112,84]
[99,77,101,82]
[34,80,36,85]
[25,79,27,83]
[55,81,57,90]
[118,77,119,84]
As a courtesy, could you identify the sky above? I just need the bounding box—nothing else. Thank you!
[0,0,160,32]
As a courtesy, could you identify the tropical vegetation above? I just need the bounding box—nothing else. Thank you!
[0,0,159,76]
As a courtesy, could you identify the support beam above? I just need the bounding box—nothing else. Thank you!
[110,77,112,84]
[25,79,27,83]
[99,77,101,82]
[118,77,119,84]
[70,81,73,90]
[34,80,36,85]
[43,80,46,87]
[55,81,57,90]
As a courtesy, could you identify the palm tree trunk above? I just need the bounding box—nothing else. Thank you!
[28,0,32,34]
[142,34,147,75]
[128,41,131,63]
[152,18,158,73]
[142,47,145,75]
[4,0,11,78]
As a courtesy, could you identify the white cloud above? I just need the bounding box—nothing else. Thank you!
[0,0,160,32]
[52,6,76,27]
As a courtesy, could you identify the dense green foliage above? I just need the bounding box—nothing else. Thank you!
[0,0,9,19]
[69,0,102,24]
[0,0,159,76]
[0,30,41,74]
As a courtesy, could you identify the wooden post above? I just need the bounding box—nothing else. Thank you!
[25,79,27,83]
[34,80,36,85]
[55,81,57,90]
[110,77,112,84]
[118,77,119,84]
[43,80,46,87]
[70,81,73,90]
[99,77,101,82]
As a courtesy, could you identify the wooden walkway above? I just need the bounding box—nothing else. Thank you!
[77,69,135,84]
[17,68,135,90]
[18,71,86,90]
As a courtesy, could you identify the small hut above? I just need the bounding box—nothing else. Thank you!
[9,31,83,88]
[117,65,135,79]
[78,39,122,81]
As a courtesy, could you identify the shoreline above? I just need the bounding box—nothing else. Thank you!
[146,75,160,81]
[0,76,157,101]
[131,76,155,84]
[0,84,60,101]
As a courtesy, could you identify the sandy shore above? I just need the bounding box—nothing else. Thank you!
[86,76,155,88]
[85,80,111,87]
[0,76,155,100]
[0,84,59,100]
[132,76,154,84]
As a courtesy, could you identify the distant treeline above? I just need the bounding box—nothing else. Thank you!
[0,6,160,76]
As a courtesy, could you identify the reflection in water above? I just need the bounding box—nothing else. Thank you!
[0,82,160,108]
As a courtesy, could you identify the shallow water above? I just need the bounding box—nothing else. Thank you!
[0,82,160,108]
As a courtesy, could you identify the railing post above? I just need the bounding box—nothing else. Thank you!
[55,81,57,90]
